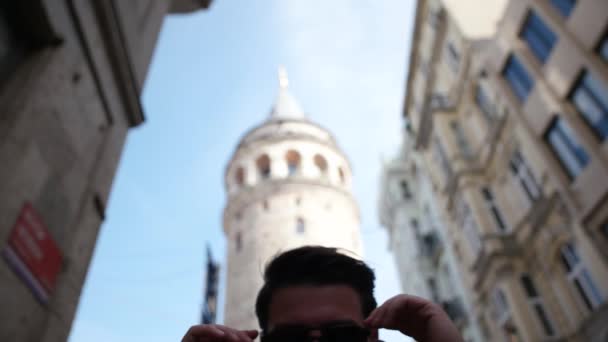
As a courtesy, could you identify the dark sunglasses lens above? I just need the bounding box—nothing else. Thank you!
[324,326,369,342]
[262,328,310,342]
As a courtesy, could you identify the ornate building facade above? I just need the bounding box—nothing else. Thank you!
[378,123,483,342]
[222,69,363,330]
[0,1,211,341]
[402,0,608,340]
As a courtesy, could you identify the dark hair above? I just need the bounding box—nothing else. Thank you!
[255,246,377,330]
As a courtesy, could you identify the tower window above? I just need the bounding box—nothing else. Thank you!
[235,232,242,252]
[296,218,305,234]
[235,167,245,186]
[285,150,301,176]
[263,200,269,211]
[314,154,328,178]
[256,154,271,179]
[400,180,412,199]
[338,167,345,184]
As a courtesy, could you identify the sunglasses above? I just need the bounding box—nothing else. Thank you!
[261,323,371,342]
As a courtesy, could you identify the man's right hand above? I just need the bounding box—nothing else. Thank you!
[182,324,259,342]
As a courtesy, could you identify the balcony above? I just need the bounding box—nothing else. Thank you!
[444,113,508,203]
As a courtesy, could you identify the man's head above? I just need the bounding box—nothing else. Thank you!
[255,246,377,341]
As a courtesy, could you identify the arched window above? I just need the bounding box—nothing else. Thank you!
[338,167,346,184]
[314,154,328,178]
[296,218,305,234]
[560,242,604,311]
[285,150,301,176]
[256,154,271,179]
[235,167,245,186]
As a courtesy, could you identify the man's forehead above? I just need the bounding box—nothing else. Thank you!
[267,285,364,330]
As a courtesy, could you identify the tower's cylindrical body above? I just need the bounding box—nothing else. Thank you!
[222,76,362,330]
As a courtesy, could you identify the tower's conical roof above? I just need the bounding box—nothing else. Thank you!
[269,66,306,120]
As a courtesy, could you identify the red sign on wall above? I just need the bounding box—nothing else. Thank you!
[2,202,63,304]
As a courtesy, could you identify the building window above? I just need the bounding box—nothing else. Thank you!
[235,167,245,186]
[450,120,473,158]
[549,0,576,17]
[599,32,608,62]
[545,117,589,179]
[509,149,541,202]
[296,218,305,234]
[314,154,328,178]
[503,54,534,101]
[602,221,608,240]
[456,198,482,256]
[570,71,608,140]
[411,218,419,233]
[481,187,508,232]
[445,42,460,72]
[475,85,494,122]
[263,200,269,211]
[520,274,556,336]
[520,11,557,63]
[560,242,604,311]
[400,180,412,199]
[256,154,271,179]
[433,137,452,180]
[285,150,301,176]
[428,7,442,29]
[491,288,523,341]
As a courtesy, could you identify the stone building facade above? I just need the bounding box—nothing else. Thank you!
[402,0,608,340]
[378,124,483,342]
[0,1,210,341]
[223,70,362,330]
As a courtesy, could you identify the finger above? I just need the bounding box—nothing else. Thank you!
[182,325,226,341]
[215,326,241,342]
[235,330,253,342]
[243,330,259,339]
[366,305,386,328]
[376,302,391,327]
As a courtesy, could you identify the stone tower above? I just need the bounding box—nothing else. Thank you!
[222,68,362,329]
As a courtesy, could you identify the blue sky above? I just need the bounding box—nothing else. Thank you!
[69,1,416,341]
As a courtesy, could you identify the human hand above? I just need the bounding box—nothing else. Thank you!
[182,324,259,342]
[364,294,463,342]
